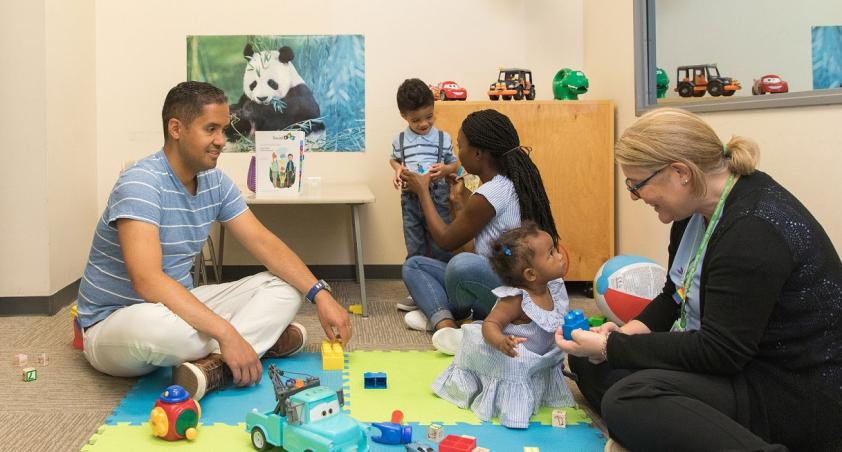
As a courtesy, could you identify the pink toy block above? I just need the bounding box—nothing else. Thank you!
[13,353,28,366]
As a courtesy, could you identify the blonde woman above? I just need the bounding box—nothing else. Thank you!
[557,108,842,451]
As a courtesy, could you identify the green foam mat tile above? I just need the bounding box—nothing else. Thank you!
[343,350,591,427]
[82,423,252,452]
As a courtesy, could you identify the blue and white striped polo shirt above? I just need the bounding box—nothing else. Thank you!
[390,126,456,173]
[76,150,248,328]
[473,174,521,257]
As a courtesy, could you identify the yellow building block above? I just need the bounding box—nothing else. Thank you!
[348,304,363,315]
[524,447,540,452]
[321,340,344,370]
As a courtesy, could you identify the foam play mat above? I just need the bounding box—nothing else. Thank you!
[83,351,606,451]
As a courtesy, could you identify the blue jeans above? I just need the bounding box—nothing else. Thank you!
[401,180,452,262]
[402,252,502,328]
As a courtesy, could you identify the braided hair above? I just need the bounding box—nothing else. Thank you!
[461,109,559,244]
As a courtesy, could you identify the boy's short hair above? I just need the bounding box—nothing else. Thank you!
[162,81,228,140]
[396,78,434,114]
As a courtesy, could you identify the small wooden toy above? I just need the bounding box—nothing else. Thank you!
[427,424,445,443]
[524,447,540,452]
[22,367,37,382]
[36,353,49,366]
[552,409,567,428]
[13,353,28,366]
[321,340,343,371]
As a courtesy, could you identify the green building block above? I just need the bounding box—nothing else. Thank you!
[588,316,607,327]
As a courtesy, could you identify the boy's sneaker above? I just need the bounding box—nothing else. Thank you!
[404,310,433,332]
[432,327,463,355]
[264,322,307,358]
[172,354,232,401]
[396,295,418,312]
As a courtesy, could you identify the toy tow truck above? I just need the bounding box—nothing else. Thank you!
[245,365,369,452]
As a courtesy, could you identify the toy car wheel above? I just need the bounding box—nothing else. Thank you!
[489,95,499,100]
[526,88,535,100]
[722,90,736,96]
[708,81,723,97]
[677,83,693,98]
[250,428,271,451]
[514,88,524,100]
[502,95,512,100]
[440,91,447,101]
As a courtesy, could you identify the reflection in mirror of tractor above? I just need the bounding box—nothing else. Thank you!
[675,64,741,98]
[552,68,590,100]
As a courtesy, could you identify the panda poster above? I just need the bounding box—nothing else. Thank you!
[187,34,365,152]
[255,131,305,196]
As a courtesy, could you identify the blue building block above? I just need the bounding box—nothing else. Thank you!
[363,371,387,389]
[562,310,589,340]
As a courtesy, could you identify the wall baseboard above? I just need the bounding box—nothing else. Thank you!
[0,279,81,316]
[218,265,402,282]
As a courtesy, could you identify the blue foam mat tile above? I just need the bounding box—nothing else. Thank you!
[107,352,343,426]
[365,422,606,452]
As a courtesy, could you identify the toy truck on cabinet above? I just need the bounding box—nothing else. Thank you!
[246,365,369,452]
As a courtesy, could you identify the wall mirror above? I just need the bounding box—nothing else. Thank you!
[634,0,842,114]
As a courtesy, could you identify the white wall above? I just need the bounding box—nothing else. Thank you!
[656,0,842,97]
[585,0,842,267]
[45,0,98,294]
[95,0,583,266]
[0,0,96,297]
[0,0,50,295]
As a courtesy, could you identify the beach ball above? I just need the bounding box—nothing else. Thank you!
[594,255,667,325]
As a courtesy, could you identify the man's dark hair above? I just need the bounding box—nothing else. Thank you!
[396,78,434,114]
[461,109,559,245]
[161,81,228,140]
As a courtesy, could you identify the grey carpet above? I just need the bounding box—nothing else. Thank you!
[0,279,605,451]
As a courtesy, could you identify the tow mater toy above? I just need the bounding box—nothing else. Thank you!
[675,64,741,98]
[149,385,201,441]
[488,68,535,100]
[752,74,789,95]
[245,365,368,451]
[430,81,467,101]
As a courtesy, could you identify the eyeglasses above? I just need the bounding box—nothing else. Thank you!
[625,167,665,197]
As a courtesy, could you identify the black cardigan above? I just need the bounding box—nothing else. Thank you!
[607,171,842,450]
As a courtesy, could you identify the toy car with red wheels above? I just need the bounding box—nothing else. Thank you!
[752,74,789,95]
[675,64,740,98]
[430,81,467,101]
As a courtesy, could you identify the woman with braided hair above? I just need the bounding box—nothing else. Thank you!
[400,109,562,355]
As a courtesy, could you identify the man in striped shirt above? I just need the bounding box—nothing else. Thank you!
[77,82,351,400]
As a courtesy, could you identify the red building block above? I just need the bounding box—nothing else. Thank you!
[439,434,477,452]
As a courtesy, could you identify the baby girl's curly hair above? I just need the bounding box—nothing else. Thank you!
[489,220,542,287]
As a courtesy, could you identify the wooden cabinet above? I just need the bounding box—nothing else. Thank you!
[434,100,615,282]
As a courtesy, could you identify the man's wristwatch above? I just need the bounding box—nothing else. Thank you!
[305,279,332,304]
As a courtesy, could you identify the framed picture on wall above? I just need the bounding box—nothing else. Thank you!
[187,34,365,152]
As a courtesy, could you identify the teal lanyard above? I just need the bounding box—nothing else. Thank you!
[676,173,736,330]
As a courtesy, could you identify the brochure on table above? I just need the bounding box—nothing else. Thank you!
[255,131,305,197]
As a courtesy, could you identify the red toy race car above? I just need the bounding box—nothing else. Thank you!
[752,74,789,95]
[430,81,467,101]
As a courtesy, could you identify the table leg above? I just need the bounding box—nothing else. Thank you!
[217,223,225,282]
[351,204,368,317]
